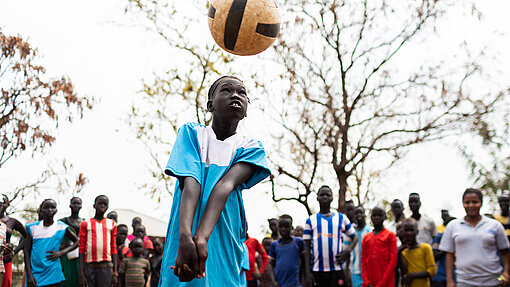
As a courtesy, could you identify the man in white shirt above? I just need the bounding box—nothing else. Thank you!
[408,193,437,245]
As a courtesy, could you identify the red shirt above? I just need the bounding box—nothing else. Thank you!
[79,218,117,263]
[361,228,397,287]
[244,236,268,281]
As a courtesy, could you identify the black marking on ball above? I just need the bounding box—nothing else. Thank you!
[208,5,216,18]
[256,23,280,38]
[224,0,248,50]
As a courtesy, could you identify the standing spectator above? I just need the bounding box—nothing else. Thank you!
[435,210,453,234]
[119,238,150,287]
[303,186,358,287]
[361,206,397,287]
[149,238,163,287]
[24,199,79,287]
[440,188,510,287]
[387,199,405,246]
[258,237,274,287]
[267,218,279,241]
[345,206,371,287]
[400,218,436,287]
[125,225,153,259]
[127,217,148,243]
[408,193,437,245]
[269,215,304,287]
[59,197,84,287]
[245,229,268,287]
[0,195,28,287]
[431,215,456,287]
[78,195,118,287]
[494,193,510,241]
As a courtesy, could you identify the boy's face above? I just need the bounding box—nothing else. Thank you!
[153,239,163,254]
[278,218,292,238]
[317,188,333,207]
[269,219,278,233]
[370,208,385,226]
[69,198,82,213]
[354,207,365,225]
[134,226,146,238]
[262,239,271,253]
[132,217,141,229]
[391,201,403,217]
[94,197,109,214]
[107,211,118,222]
[499,196,509,211]
[408,195,421,213]
[293,226,304,237]
[207,78,248,121]
[401,222,418,243]
[345,203,355,222]
[41,200,57,220]
[117,227,128,244]
[130,239,144,257]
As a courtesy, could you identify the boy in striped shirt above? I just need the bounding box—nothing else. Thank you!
[303,186,358,287]
[119,238,150,287]
[79,195,118,287]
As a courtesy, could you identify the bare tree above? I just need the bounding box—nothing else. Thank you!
[266,0,509,213]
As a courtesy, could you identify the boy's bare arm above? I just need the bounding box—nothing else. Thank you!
[193,162,255,276]
[173,176,201,281]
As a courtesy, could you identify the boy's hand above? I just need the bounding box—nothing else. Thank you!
[253,271,262,279]
[111,273,118,286]
[304,271,315,287]
[26,274,37,287]
[335,251,349,264]
[46,250,64,261]
[402,273,414,285]
[78,273,87,287]
[193,236,208,278]
[172,236,199,281]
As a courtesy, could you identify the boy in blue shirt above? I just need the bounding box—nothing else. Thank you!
[269,215,305,287]
[159,76,270,286]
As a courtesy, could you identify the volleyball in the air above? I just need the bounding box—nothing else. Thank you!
[207,0,281,56]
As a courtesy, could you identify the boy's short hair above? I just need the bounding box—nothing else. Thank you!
[279,214,293,225]
[129,237,144,248]
[94,195,109,203]
[207,76,243,101]
[401,217,418,228]
[117,224,128,231]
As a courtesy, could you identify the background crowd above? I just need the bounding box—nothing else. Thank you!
[0,186,508,287]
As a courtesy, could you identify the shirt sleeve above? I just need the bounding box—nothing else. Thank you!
[422,244,437,278]
[111,223,117,255]
[79,221,87,254]
[144,239,154,250]
[361,235,371,287]
[241,243,250,271]
[268,241,277,259]
[256,239,268,274]
[164,123,202,185]
[296,238,305,253]
[438,221,455,253]
[494,220,510,250]
[234,140,271,190]
[380,232,398,287]
[303,218,312,240]
[342,215,356,237]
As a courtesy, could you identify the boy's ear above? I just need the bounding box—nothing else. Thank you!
[207,100,214,112]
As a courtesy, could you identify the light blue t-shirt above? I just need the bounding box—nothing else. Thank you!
[26,220,69,286]
[159,123,271,287]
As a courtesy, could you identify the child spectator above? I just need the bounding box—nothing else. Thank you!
[400,218,436,287]
[149,238,163,287]
[59,197,84,287]
[126,225,153,259]
[269,215,304,287]
[159,76,270,285]
[119,238,150,287]
[345,206,372,287]
[245,228,268,287]
[361,206,397,287]
[78,195,118,287]
[24,199,79,287]
[267,218,279,241]
[258,237,273,287]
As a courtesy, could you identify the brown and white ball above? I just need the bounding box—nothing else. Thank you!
[208,0,281,56]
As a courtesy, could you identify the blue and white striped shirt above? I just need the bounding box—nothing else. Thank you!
[303,212,356,272]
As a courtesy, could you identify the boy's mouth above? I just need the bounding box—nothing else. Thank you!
[229,100,242,109]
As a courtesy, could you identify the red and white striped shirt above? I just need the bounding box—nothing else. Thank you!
[79,218,117,263]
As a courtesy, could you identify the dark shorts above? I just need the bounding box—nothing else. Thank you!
[312,271,346,287]
[84,264,112,287]
[247,280,258,287]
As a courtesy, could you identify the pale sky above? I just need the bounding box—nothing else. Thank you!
[0,0,509,238]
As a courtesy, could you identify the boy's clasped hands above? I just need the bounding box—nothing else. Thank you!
[171,234,209,282]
